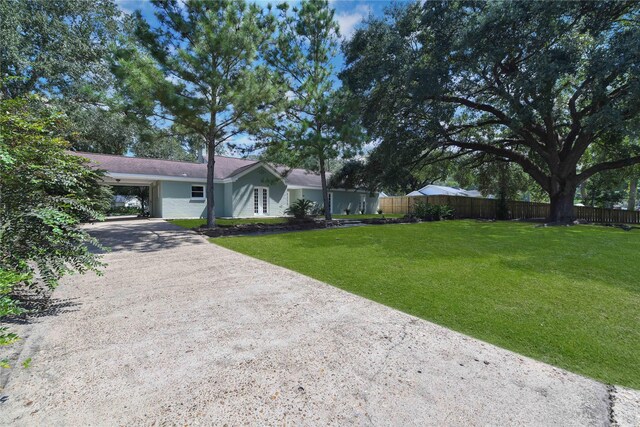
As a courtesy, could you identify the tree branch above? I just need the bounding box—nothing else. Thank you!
[577,156,640,182]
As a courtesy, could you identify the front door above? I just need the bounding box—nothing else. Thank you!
[253,187,269,215]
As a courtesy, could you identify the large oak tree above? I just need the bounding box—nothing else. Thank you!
[342,1,640,222]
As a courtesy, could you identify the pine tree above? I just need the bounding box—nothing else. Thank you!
[260,0,363,220]
[121,0,281,227]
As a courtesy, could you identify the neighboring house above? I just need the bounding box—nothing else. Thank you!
[75,152,379,219]
[407,184,484,198]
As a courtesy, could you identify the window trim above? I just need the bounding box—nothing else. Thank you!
[191,185,205,200]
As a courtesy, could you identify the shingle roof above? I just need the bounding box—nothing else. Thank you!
[277,167,331,189]
[73,151,326,188]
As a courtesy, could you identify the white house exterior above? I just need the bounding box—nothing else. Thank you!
[76,152,379,219]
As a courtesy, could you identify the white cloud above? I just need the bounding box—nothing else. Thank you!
[334,3,371,40]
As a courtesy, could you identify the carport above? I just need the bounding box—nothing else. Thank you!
[100,172,160,218]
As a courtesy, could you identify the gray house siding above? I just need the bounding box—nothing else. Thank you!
[160,181,224,218]
[223,182,233,217]
[232,166,288,217]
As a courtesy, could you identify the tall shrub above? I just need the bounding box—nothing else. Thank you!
[0,95,110,343]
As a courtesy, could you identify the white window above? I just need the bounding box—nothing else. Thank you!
[254,187,269,215]
[328,192,333,214]
[360,194,366,213]
[191,185,205,199]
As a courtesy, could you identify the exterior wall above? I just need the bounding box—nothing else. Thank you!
[288,189,303,206]
[232,166,288,217]
[300,188,379,214]
[223,182,234,217]
[159,181,224,218]
[151,173,379,218]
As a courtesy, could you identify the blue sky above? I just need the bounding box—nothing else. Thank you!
[115,1,396,47]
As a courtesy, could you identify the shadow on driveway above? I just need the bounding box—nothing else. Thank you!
[86,219,207,254]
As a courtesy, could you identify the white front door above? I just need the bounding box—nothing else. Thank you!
[253,187,269,215]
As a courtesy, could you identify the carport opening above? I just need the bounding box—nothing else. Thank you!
[109,185,151,218]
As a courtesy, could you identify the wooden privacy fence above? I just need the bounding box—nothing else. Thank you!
[379,195,640,224]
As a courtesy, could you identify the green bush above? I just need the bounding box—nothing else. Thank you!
[0,269,28,345]
[107,206,141,216]
[285,198,315,219]
[0,95,110,344]
[412,200,454,221]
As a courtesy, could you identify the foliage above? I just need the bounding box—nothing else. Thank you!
[111,185,148,215]
[118,0,281,227]
[0,0,120,99]
[0,269,27,345]
[412,200,453,221]
[0,0,147,156]
[285,199,316,219]
[107,206,141,216]
[0,95,109,342]
[342,1,640,222]
[216,221,640,388]
[257,0,364,220]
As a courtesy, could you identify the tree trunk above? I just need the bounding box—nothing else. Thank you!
[628,177,638,211]
[206,137,216,228]
[548,189,576,223]
[319,157,331,220]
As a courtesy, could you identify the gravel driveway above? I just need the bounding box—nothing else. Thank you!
[0,219,634,425]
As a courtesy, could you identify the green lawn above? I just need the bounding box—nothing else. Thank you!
[168,217,288,229]
[214,220,640,388]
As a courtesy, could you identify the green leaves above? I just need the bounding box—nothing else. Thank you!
[342,0,640,221]
[0,95,108,343]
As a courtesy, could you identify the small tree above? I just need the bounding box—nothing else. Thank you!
[117,0,281,228]
[259,0,364,220]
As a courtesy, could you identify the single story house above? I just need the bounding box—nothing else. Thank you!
[75,152,379,219]
[407,184,484,198]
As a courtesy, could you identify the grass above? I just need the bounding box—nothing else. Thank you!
[168,217,288,229]
[214,220,640,388]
